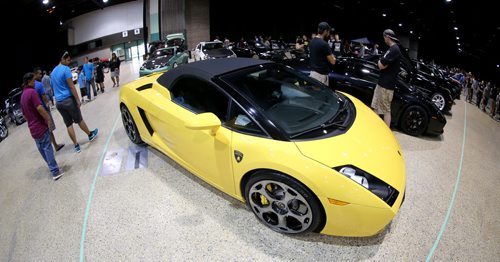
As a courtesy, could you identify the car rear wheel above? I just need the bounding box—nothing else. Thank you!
[121,106,144,144]
[431,92,446,111]
[244,171,324,234]
[0,123,7,141]
[400,105,428,136]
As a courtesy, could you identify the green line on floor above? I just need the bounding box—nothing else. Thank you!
[426,103,467,261]
[80,114,120,262]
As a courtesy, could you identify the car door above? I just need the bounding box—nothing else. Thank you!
[336,61,377,105]
[146,76,234,192]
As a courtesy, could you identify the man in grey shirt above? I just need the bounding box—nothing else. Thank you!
[42,70,54,107]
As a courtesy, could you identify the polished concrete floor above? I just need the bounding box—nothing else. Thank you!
[1,60,499,261]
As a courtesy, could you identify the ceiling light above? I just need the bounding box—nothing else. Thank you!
[410,30,413,34]
[59,21,63,25]
[398,23,402,27]
[103,0,108,2]
[457,43,460,46]
[454,27,458,30]
[497,64,499,68]
[382,13,387,17]
[42,0,49,4]
[446,0,451,2]
[418,36,421,39]
[456,36,460,40]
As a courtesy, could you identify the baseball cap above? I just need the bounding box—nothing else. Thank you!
[318,22,334,33]
[383,29,399,42]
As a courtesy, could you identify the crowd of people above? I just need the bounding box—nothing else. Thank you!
[18,51,121,181]
[461,73,500,119]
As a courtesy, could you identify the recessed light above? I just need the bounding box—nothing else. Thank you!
[457,43,460,46]
[410,30,413,34]
[399,23,402,27]
[382,13,387,17]
[446,0,452,2]
[103,0,108,3]
[42,0,49,4]
[59,21,63,25]
[454,27,458,30]
[456,36,460,40]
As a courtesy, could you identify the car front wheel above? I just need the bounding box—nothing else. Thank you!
[244,171,324,234]
[400,105,429,136]
[121,106,144,144]
[431,92,446,111]
[0,123,7,141]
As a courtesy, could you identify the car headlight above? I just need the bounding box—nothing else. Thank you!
[334,165,399,206]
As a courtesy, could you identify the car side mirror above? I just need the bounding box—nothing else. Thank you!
[184,112,221,136]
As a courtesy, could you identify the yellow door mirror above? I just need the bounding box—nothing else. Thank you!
[184,112,221,135]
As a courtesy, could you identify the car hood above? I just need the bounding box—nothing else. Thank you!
[143,56,173,70]
[204,48,234,58]
[294,94,405,190]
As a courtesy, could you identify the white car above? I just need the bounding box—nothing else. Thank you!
[192,41,236,61]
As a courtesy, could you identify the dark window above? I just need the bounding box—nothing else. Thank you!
[170,77,229,120]
[225,102,266,136]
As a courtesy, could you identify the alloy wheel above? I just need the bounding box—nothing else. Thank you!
[248,180,313,233]
[121,107,137,142]
[431,93,445,111]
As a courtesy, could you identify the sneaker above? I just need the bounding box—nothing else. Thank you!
[88,128,99,141]
[55,144,65,152]
[74,144,81,153]
[53,170,65,180]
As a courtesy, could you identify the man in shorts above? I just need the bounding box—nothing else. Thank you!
[371,29,402,127]
[52,51,99,153]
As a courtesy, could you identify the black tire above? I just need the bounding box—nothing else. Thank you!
[120,106,144,144]
[244,170,325,234]
[400,105,429,136]
[0,124,7,141]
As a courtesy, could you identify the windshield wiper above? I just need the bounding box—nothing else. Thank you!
[289,119,348,139]
[327,98,349,124]
[290,97,350,139]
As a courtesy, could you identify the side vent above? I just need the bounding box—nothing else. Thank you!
[138,107,154,135]
[136,83,153,91]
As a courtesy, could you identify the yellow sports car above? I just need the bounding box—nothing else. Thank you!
[120,58,405,237]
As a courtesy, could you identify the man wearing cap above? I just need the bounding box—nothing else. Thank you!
[309,22,336,85]
[372,29,401,127]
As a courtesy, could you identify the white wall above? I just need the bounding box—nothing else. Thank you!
[68,0,143,45]
[73,49,114,67]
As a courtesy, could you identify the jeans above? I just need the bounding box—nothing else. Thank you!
[87,77,97,98]
[35,131,60,176]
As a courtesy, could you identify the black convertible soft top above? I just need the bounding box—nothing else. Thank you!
[157,58,271,89]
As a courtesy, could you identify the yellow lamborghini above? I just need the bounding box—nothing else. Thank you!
[119,58,405,237]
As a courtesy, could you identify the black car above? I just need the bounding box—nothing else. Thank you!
[285,58,446,136]
[368,54,454,112]
[6,88,25,125]
[411,60,461,100]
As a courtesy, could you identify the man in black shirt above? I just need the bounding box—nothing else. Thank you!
[371,29,401,127]
[309,22,336,85]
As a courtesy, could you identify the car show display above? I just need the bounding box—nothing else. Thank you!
[120,58,406,236]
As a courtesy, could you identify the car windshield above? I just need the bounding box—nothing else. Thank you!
[203,42,224,50]
[220,64,342,136]
[153,48,174,58]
